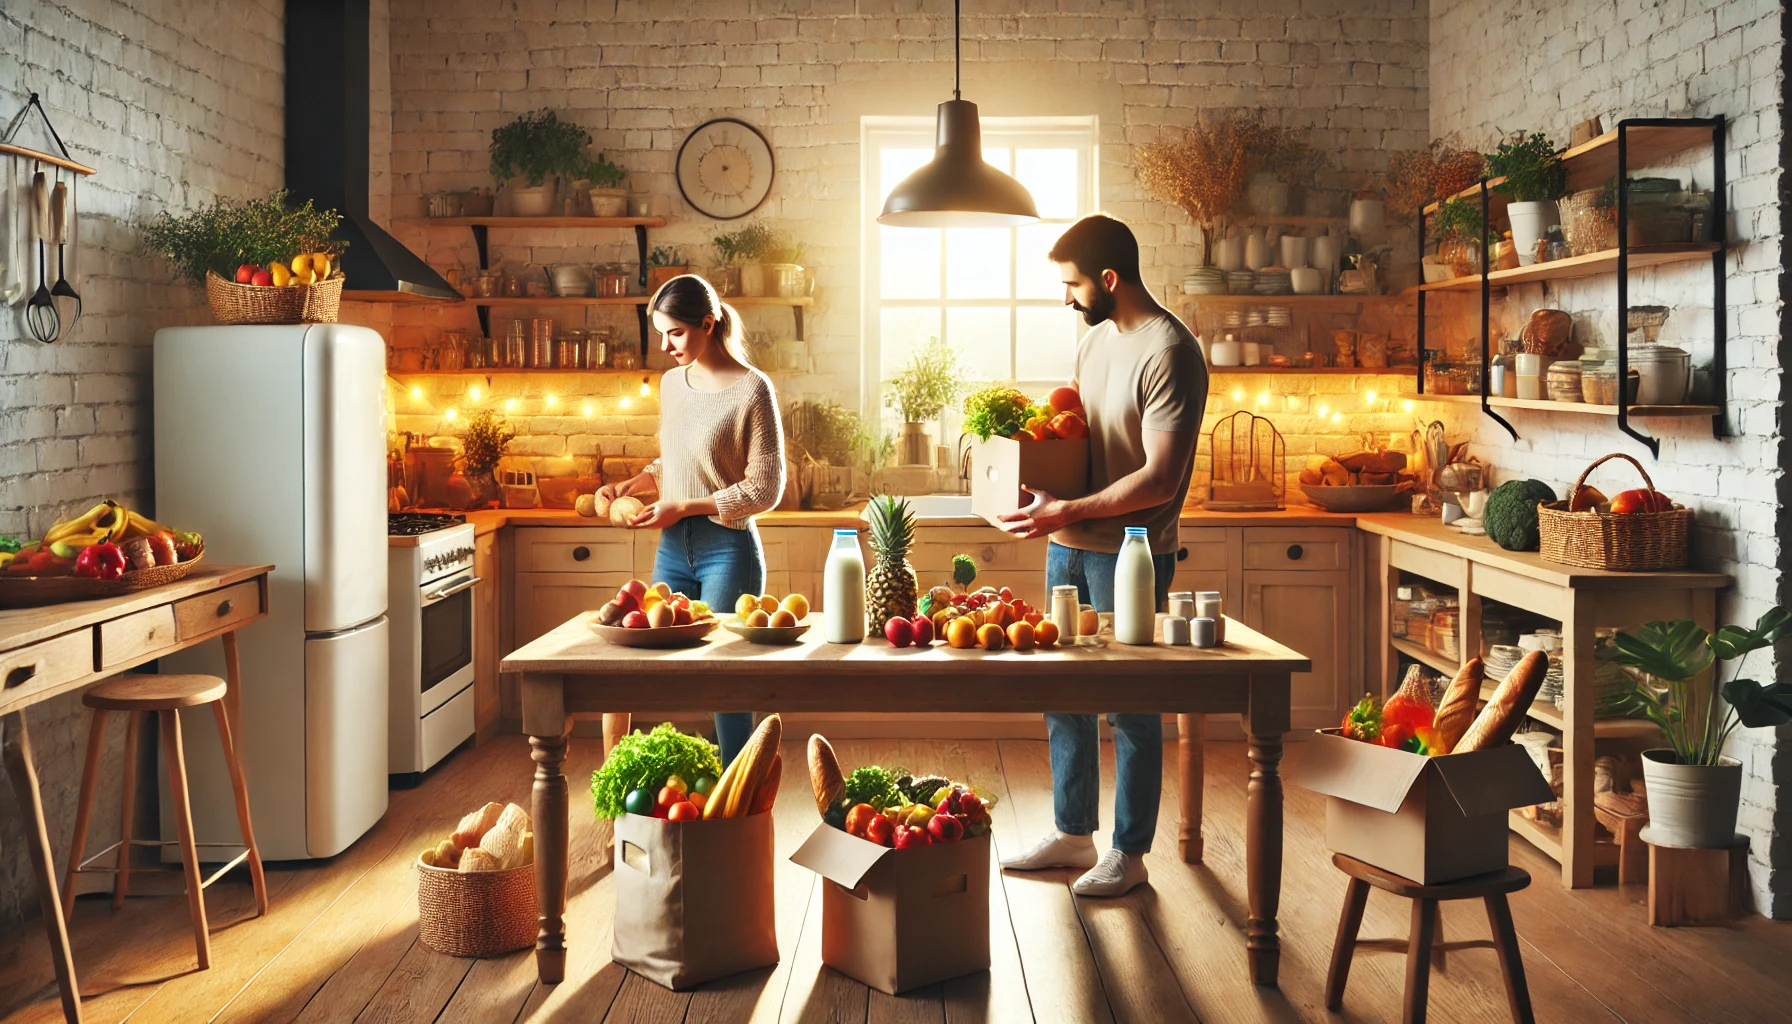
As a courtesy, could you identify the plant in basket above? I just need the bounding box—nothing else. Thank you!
[141,189,347,324]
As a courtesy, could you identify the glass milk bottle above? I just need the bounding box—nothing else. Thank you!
[1113,526,1157,645]
[823,529,866,643]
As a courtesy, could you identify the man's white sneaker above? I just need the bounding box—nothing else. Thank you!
[999,831,1099,871]
[1071,849,1149,897]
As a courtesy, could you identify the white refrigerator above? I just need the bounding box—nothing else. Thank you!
[154,324,390,860]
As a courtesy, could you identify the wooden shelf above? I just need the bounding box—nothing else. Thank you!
[1212,366,1415,376]
[1421,123,1717,215]
[387,368,644,377]
[469,295,814,308]
[1419,243,1721,292]
[1177,293,1413,308]
[398,216,666,229]
[1391,637,1458,675]
[1394,393,1721,418]
[1476,683,1664,740]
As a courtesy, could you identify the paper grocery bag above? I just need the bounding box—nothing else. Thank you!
[611,811,779,990]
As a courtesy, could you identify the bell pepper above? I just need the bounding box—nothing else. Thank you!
[1380,688,1437,750]
[927,812,964,843]
[1341,693,1383,744]
[893,824,932,849]
[75,542,128,580]
[1046,410,1088,439]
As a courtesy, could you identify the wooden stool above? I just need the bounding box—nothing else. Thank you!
[62,674,269,970]
[1645,830,1748,926]
[1324,853,1534,1024]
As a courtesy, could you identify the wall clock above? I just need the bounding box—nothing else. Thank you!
[676,118,775,220]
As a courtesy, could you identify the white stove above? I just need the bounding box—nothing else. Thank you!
[387,514,479,782]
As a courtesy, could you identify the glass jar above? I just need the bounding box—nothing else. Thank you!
[528,318,556,368]
[1580,361,1619,405]
[611,340,640,371]
[586,327,614,369]
[1545,360,1583,403]
[503,320,528,368]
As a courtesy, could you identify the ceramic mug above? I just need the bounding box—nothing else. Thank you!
[1290,267,1325,294]
[1244,231,1270,272]
[1279,234,1309,269]
[1311,233,1341,277]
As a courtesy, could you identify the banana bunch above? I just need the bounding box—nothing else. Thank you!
[43,500,173,550]
[271,252,334,287]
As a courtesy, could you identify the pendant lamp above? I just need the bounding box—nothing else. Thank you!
[877,0,1039,228]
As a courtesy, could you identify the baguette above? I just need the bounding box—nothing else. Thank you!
[452,801,504,849]
[1453,650,1548,753]
[809,734,845,815]
[1433,657,1485,753]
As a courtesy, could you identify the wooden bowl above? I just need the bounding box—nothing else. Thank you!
[1299,483,1401,513]
[587,616,718,647]
[722,620,811,645]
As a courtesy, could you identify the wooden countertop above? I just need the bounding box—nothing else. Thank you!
[0,564,273,652]
[1355,513,1729,590]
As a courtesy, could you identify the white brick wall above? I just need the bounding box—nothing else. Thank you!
[0,0,283,926]
[1426,0,1787,915]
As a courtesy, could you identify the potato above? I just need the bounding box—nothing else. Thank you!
[609,495,645,527]
[575,492,611,519]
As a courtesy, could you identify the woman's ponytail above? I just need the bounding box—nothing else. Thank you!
[648,274,751,366]
[714,301,748,365]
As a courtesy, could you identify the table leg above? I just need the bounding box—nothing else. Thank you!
[221,630,243,742]
[1246,671,1289,988]
[523,672,570,986]
[1177,713,1205,863]
[3,711,83,1024]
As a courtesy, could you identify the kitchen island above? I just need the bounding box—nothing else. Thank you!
[502,611,1310,990]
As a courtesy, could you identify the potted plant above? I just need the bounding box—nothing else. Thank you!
[714,220,777,296]
[646,246,690,292]
[489,110,596,216]
[583,153,629,217]
[1487,130,1567,265]
[457,409,515,509]
[1429,199,1492,279]
[883,336,962,466]
[1608,608,1792,847]
[142,189,347,325]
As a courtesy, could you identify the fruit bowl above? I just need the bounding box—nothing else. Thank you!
[1298,483,1402,513]
[723,620,811,645]
[587,616,718,647]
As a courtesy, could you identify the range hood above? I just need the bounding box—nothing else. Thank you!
[285,0,459,301]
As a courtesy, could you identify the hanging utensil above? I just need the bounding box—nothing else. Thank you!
[0,159,21,305]
[50,175,80,334]
[25,169,59,343]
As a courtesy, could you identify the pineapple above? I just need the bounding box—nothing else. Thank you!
[864,494,919,633]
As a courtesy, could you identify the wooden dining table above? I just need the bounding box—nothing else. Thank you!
[502,613,1310,990]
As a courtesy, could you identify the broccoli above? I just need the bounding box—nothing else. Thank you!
[952,553,977,589]
[1484,479,1557,551]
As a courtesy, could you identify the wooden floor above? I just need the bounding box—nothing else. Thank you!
[4,733,1790,1023]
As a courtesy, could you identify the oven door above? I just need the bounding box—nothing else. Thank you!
[418,571,479,712]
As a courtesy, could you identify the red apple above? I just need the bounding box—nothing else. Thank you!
[622,579,647,600]
[673,604,694,626]
[236,263,259,284]
[250,269,273,287]
[621,610,649,629]
[884,617,914,648]
[910,615,935,646]
[614,589,642,615]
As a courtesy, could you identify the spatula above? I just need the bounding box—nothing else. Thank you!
[50,177,81,334]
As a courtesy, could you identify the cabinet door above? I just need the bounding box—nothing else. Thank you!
[514,571,637,648]
[1243,569,1351,730]
[472,531,502,741]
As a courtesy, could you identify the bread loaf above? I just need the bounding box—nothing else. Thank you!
[575,492,611,519]
[1321,459,1349,486]
[458,848,502,872]
[452,801,504,849]
[1363,451,1407,475]
[478,803,532,868]
[808,734,844,815]
[1453,651,1548,752]
[1433,657,1485,753]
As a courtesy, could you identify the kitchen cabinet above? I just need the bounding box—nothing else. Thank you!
[1242,568,1351,730]
[514,571,638,649]
[472,530,502,742]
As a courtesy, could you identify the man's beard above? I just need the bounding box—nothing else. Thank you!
[1071,284,1116,327]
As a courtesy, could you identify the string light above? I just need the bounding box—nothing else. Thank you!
[1231,388,1245,402]
[545,394,557,409]
[582,402,595,418]
[444,408,458,421]
[1316,403,1330,418]
[640,377,651,397]
[1255,391,1269,407]
[469,385,483,401]
[504,397,518,412]
[409,386,423,400]
[620,397,632,410]
[1331,412,1343,425]
[1366,389,1378,404]
[1402,400,1415,413]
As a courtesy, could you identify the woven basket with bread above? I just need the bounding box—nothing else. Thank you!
[1536,453,1691,571]
[416,801,539,957]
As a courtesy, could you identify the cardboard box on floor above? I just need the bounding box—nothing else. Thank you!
[611,811,779,990]
[790,825,990,994]
[970,435,1087,526]
[1290,729,1555,884]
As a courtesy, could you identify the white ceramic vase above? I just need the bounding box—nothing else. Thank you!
[1349,197,1386,243]
[1311,234,1342,279]
[506,183,557,217]
[1641,750,1742,848]
[1279,234,1308,269]
[1244,230,1270,272]
[1214,236,1244,272]
[1507,200,1561,266]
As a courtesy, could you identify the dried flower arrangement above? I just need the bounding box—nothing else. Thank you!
[1386,139,1488,215]
[1135,114,1271,260]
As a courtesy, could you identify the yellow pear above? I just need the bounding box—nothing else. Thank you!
[270,261,292,286]
[312,253,332,278]
[291,254,312,275]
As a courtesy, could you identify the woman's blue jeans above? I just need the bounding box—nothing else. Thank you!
[1044,541,1177,854]
[653,516,763,767]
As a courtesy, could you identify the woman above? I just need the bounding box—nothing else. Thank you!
[598,274,785,766]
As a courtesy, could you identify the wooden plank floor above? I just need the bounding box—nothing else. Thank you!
[5,733,1791,1023]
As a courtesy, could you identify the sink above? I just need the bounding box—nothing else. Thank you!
[860,494,974,520]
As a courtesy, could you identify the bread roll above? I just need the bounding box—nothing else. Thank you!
[1433,657,1485,753]
[478,803,533,868]
[1321,459,1349,486]
[1364,451,1408,474]
[458,848,502,872]
[575,492,611,519]
[609,495,645,528]
[1299,467,1324,486]
[452,801,505,849]
[1454,651,1548,753]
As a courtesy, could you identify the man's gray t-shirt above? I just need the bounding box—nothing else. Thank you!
[1053,313,1208,555]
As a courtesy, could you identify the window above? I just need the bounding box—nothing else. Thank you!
[862,116,1098,431]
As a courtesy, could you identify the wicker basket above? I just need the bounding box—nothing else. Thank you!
[1537,453,1691,571]
[205,270,343,325]
[0,550,205,609]
[416,858,538,957]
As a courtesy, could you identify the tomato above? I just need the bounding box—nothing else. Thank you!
[623,788,654,816]
[656,785,684,810]
[666,800,700,822]
[844,803,878,838]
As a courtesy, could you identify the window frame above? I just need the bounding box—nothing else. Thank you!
[859,115,1100,428]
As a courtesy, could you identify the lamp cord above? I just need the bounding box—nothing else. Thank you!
[953,0,961,101]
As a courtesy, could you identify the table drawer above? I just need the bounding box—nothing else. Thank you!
[1,629,94,705]
[1242,529,1348,571]
[173,580,262,640]
[100,605,178,670]
[514,527,635,574]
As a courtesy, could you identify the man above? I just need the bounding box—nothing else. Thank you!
[996,214,1208,897]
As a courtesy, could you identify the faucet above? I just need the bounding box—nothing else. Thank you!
[954,432,977,495]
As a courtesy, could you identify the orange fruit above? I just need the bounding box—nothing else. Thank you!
[946,616,978,649]
[976,623,1006,650]
[1036,620,1060,647]
[747,608,771,627]
[781,593,810,619]
[1006,621,1035,650]
[758,594,779,614]
[988,602,1016,628]
[1079,608,1100,636]
[770,608,797,627]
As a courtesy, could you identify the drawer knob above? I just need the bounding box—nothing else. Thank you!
[572,546,591,562]
[1176,546,1189,562]
[1286,544,1304,560]
[980,547,995,562]
[217,599,233,617]
[5,663,39,689]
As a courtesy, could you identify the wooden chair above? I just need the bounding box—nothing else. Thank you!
[62,674,269,970]
[1324,853,1534,1024]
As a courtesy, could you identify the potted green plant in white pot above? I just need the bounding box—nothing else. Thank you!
[716,221,776,296]
[884,336,962,467]
[489,110,596,217]
[583,154,629,217]
[1609,608,1792,848]
[1487,130,1567,265]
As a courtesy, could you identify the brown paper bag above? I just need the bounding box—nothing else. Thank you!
[611,810,779,990]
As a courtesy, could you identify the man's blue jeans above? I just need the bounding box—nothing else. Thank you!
[654,516,763,766]
[1044,541,1176,854]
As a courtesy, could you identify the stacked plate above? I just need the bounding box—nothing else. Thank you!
[1253,268,1292,295]
[1221,310,1245,329]
[1226,271,1257,294]
[1182,268,1227,295]
[1245,309,1266,327]
[1265,307,1292,327]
